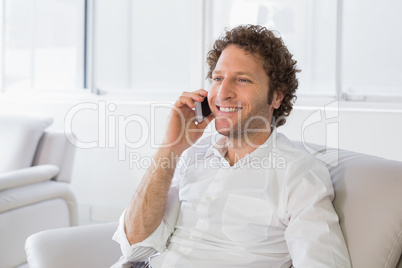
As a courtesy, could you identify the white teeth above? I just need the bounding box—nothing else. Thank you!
[219,107,242,112]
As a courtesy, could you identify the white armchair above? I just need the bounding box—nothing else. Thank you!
[0,113,77,268]
[25,143,402,268]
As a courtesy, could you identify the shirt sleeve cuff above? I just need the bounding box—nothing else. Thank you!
[112,209,173,262]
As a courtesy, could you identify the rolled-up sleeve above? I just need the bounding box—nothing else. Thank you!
[112,210,174,262]
[284,157,351,268]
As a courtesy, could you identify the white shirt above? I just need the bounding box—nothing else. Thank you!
[112,129,351,268]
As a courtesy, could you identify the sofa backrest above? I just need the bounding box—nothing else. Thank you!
[295,141,402,268]
[33,132,76,183]
[0,113,53,173]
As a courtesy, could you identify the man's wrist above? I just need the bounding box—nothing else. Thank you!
[159,142,188,157]
[151,146,185,172]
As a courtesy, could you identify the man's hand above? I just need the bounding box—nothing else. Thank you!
[162,89,214,155]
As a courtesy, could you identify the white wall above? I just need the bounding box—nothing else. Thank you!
[1,94,401,224]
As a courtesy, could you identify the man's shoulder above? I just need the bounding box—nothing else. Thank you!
[274,133,331,189]
[274,133,323,167]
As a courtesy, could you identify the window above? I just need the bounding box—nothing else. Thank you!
[341,0,402,98]
[207,0,338,96]
[1,0,401,100]
[3,0,85,90]
[93,0,201,97]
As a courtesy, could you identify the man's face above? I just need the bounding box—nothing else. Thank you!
[208,44,281,143]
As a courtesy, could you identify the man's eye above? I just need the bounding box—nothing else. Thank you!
[213,77,222,82]
[239,78,250,83]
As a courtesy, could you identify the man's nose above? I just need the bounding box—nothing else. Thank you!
[217,79,236,100]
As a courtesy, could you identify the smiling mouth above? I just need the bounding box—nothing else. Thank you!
[216,105,243,112]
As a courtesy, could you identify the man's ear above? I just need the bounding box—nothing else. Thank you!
[272,91,284,109]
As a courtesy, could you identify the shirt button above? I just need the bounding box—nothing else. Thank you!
[179,246,191,255]
[204,195,212,202]
[196,220,208,230]
[189,235,200,241]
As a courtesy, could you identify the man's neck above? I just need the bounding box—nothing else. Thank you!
[225,131,272,166]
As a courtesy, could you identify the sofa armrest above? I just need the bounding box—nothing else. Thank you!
[25,222,121,268]
[0,165,59,191]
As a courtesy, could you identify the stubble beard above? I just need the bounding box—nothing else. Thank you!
[215,101,272,149]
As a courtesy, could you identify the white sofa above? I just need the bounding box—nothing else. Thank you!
[25,143,402,268]
[0,113,77,268]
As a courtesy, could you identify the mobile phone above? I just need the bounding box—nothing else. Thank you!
[195,97,212,123]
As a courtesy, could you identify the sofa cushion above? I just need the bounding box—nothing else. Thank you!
[0,113,53,173]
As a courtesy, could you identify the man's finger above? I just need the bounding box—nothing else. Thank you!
[196,114,214,129]
[181,90,207,101]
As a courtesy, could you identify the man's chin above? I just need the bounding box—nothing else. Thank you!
[216,129,231,137]
[215,120,235,136]
[216,127,241,139]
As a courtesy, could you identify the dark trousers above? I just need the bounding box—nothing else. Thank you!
[131,262,151,268]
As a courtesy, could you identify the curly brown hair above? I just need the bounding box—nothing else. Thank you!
[206,25,300,127]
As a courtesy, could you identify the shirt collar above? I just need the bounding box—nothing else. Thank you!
[205,134,228,159]
[204,128,278,165]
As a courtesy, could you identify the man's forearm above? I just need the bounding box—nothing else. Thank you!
[123,89,211,245]
[124,147,182,245]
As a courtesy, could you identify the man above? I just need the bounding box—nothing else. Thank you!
[112,25,351,267]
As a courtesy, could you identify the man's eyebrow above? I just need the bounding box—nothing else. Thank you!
[212,70,257,79]
[212,70,222,75]
[235,71,257,78]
